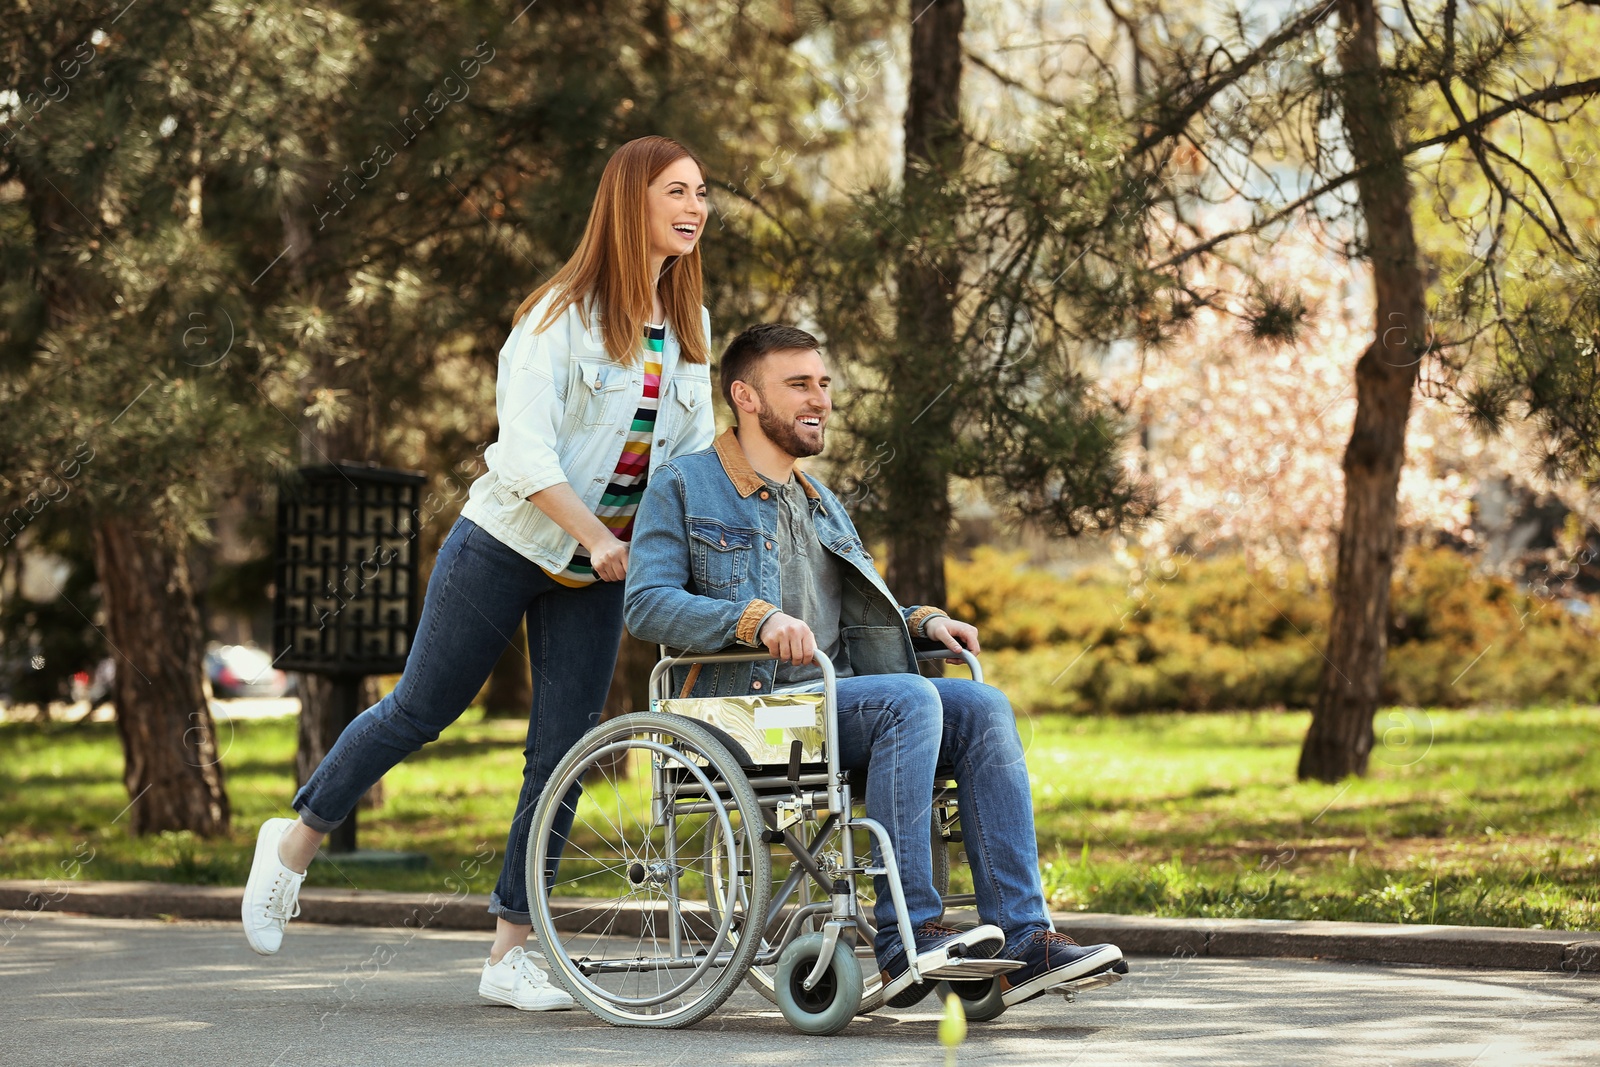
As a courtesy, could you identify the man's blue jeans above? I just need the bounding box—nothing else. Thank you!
[831,674,1053,962]
[292,517,624,924]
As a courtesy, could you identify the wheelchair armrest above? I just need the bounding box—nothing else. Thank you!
[912,640,984,684]
[648,647,843,699]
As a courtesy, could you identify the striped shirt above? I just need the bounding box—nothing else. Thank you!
[545,323,665,587]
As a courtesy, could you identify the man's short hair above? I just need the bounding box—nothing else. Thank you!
[719,323,821,417]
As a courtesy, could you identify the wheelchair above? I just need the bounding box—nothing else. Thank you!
[524,647,1123,1033]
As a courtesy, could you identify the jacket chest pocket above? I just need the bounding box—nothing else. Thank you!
[689,519,755,591]
[573,361,631,426]
[659,372,710,444]
[671,375,710,418]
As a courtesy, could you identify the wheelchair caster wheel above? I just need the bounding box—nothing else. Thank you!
[775,932,863,1035]
[937,976,1007,1022]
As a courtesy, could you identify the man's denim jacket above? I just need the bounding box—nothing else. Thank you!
[625,428,948,698]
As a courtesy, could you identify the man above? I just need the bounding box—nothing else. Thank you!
[624,322,1124,1009]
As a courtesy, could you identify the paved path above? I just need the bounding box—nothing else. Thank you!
[10,879,1597,973]
[4,914,1597,1066]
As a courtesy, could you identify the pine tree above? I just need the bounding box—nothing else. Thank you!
[0,2,350,832]
[790,12,1155,604]
[3,0,899,828]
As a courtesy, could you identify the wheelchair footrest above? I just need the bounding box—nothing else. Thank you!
[1049,969,1124,998]
[920,957,1025,980]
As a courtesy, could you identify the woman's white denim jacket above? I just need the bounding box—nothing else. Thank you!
[460,290,717,572]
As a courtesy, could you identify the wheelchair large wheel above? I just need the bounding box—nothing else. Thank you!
[937,975,1007,1022]
[529,712,772,1028]
[932,828,952,900]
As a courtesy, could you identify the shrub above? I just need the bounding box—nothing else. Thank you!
[947,546,1599,713]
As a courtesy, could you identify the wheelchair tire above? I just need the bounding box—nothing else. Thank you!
[775,932,863,1036]
[937,976,1007,1022]
[528,712,772,1029]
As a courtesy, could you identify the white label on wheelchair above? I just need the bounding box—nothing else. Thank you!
[655,693,827,765]
[754,703,817,732]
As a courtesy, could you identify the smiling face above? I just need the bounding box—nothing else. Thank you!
[646,156,707,265]
[740,347,832,459]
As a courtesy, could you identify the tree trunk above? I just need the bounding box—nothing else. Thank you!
[605,632,658,721]
[588,632,659,780]
[294,674,385,809]
[92,517,230,836]
[482,623,534,718]
[294,673,341,786]
[1298,0,1429,782]
[886,0,964,612]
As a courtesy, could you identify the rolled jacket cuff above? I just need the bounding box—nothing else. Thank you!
[737,599,779,646]
[495,468,568,503]
[907,605,949,638]
[751,607,781,644]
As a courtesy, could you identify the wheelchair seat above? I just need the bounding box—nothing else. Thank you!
[737,764,955,793]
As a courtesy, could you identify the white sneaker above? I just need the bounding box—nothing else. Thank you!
[241,817,306,955]
[479,946,575,1011]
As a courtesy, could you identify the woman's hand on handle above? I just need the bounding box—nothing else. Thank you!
[525,481,630,580]
[587,534,629,582]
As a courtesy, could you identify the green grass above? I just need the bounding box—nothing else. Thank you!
[3,705,1597,929]
[1013,706,1600,929]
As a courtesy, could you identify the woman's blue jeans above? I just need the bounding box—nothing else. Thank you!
[832,674,1054,962]
[292,517,624,925]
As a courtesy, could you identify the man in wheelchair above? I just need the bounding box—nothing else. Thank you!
[624,322,1125,1010]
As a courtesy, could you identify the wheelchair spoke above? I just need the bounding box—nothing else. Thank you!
[530,714,773,1026]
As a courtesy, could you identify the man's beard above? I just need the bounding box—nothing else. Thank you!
[755,400,825,458]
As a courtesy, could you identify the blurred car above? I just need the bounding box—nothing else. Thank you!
[70,657,116,707]
[204,643,291,699]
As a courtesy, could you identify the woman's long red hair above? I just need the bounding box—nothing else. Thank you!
[513,136,709,366]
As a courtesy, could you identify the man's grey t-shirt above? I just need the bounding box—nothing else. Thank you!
[764,472,853,687]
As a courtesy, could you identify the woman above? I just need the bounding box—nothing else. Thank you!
[241,135,717,1012]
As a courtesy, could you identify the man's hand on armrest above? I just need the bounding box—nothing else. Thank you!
[758,611,817,666]
[924,616,981,659]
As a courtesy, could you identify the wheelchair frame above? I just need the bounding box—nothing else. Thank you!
[525,647,1030,1033]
